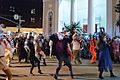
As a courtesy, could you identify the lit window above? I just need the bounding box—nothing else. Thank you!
[31,9,35,14]
[31,17,35,23]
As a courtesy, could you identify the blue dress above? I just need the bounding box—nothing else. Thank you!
[98,47,112,71]
[98,33,112,71]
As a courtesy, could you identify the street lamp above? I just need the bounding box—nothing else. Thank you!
[14,14,25,32]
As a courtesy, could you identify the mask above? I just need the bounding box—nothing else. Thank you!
[57,32,64,40]
[103,36,107,41]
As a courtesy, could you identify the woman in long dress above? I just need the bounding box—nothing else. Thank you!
[98,30,116,79]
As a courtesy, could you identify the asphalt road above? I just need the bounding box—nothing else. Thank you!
[0,56,120,80]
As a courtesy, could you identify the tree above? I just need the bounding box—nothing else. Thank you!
[63,21,82,36]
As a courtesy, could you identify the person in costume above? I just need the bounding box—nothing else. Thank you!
[71,32,82,64]
[27,35,43,75]
[49,32,73,80]
[4,35,13,67]
[90,37,96,64]
[98,28,116,79]
[34,35,47,66]
[0,24,13,80]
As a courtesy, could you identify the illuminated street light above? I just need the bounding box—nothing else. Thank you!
[14,14,25,32]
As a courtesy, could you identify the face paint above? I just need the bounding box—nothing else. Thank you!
[103,36,107,42]
[57,32,64,40]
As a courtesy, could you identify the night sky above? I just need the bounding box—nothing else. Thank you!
[0,0,43,28]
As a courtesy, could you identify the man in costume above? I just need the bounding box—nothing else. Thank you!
[72,32,82,64]
[49,32,73,80]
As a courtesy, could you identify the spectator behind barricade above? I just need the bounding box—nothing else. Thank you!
[112,37,120,63]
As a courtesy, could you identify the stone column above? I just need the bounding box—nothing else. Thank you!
[88,0,95,35]
[54,0,59,33]
[42,0,47,36]
[70,0,75,24]
[42,0,56,38]
[106,0,113,38]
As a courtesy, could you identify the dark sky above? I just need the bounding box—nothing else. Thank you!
[0,0,43,28]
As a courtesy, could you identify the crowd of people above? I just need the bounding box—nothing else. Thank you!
[0,24,119,80]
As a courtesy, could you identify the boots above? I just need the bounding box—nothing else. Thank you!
[30,66,34,75]
[70,71,74,79]
[110,70,116,77]
[99,70,104,79]
[43,59,47,66]
[54,74,58,80]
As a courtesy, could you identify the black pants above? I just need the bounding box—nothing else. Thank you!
[55,55,73,79]
[30,56,41,74]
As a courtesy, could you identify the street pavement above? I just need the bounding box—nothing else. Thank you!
[0,56,120,80]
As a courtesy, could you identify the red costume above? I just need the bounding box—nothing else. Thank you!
[90,38,96,64]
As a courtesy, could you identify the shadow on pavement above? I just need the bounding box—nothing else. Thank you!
[0,73,27,78]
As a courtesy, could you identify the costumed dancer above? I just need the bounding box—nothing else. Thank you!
[27,36,43,75]
[0,24,12,80]
[98,28,116,79]
[38,35,47,66]
[16,34,27,63]
[64,30,72,62]
[72,33,82,64]
[90,38,96,64]
[24,39,30,63]
[50,32,73,80]
[34,35,47,66]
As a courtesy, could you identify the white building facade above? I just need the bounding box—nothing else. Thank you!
[43,0,119,38]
